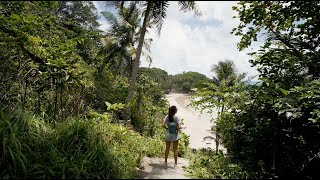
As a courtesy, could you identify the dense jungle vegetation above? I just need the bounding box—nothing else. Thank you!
[1,1,319,179]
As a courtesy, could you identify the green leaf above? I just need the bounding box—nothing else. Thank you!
[279,88,288,96]
[105,101,111,110]
[10,14,21,21]
[308,118,318,123]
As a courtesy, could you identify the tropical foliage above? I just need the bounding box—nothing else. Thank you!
[191,1,320,179]
[1,0,319,179]
[186,149,248,179]
[139,67,211,93]
[171,71,211,93]
[0,1,191,178]
[191,59,247,154]
[108,1,202,117]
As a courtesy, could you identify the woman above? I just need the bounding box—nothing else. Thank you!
[162,105,182,167]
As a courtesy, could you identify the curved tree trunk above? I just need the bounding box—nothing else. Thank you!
[123,1,152,120]
[215,98,223,154]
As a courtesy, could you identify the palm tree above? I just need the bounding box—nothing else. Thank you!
[99,2,153,84]
[107,1,202,119]
[195,59,247,154]
[211,59,247,87]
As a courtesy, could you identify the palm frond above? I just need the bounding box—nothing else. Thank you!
[237,72,247,83]
[178,1,202,16]
[127,2,137,18]
[105,1,122,9]
[101,11,119,30]
[211,59,236,81]
[246,74,257,82]
[210,59,248,87]
[141,50,152,66]
[104,36,118,47]
[144,38,153,45]
[143,38,152,52]
[127,43,137,58]
[150,1,169,36]
[103,1,154,70]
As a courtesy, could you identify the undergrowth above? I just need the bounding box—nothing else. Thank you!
[0,108,179,179]
[185,149,249,179]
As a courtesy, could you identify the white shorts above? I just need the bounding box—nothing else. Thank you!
[165,130,180,141]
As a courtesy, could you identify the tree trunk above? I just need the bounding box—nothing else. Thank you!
[215,98,223,154]
[221,102,224,113]
[271,99,276,176]
[216,103,224,153]
[54,77,58,121]
[60,83,63,118]
[123,1,152,120]
[22,77,27,110]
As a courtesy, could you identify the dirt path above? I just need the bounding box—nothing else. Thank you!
[137,157,190,179]
[138,93,225,179]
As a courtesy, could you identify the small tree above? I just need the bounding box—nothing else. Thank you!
[192,59,247,153]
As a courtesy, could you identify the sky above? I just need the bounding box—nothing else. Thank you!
[93,1,263,80]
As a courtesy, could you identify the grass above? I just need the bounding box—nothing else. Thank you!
[0,108,174,179]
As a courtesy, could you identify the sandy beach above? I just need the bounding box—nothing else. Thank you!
[166,93,225,151]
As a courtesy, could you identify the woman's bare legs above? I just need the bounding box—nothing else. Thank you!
[165,141,171,163]
[173,140,179,165]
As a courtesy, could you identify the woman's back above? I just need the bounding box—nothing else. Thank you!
[165,115,180,139]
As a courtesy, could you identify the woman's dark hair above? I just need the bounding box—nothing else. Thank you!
[168,106,177,122]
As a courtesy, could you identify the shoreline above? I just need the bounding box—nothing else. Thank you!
[165,93,225,152]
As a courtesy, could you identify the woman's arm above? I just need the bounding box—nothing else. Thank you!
[177,122,182,130]
[162,118,167,129]
[177,117,182,130]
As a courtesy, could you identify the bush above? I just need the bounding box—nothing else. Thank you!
[186,149,248,179]
[215,81,320,179]
[178,132,190,157]
[0,108,170,179]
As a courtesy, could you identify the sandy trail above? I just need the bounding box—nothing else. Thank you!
[138,93,225,179]
[137,157,190,179]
